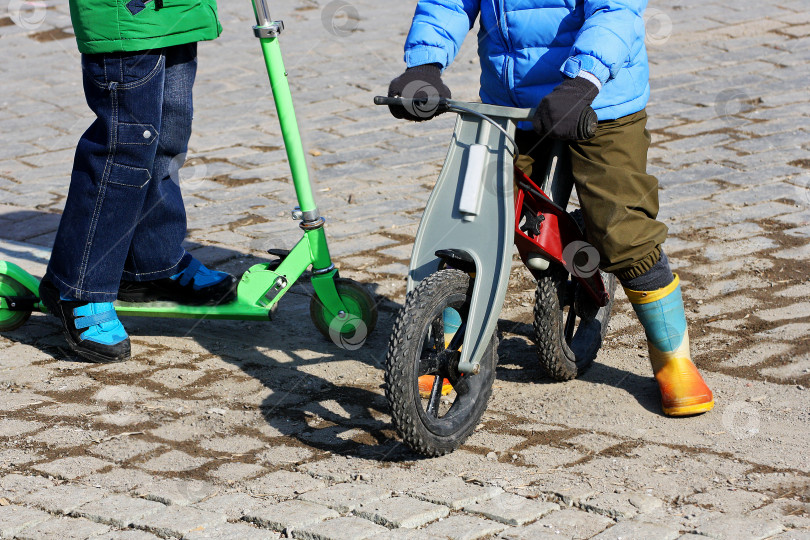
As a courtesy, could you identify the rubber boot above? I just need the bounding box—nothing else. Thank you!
[624,274,714,416]
[418,307,459,398]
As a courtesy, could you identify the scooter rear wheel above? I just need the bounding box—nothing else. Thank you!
[310,278,378,348]
[385,269,497,457]
[0,275,33,332]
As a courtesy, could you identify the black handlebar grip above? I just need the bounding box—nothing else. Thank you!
[374,96,400,106]
[578,107,598,140]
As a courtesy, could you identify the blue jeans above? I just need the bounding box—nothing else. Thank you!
[46,44,198,302]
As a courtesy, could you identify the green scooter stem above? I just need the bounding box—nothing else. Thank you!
[259,36,317,216]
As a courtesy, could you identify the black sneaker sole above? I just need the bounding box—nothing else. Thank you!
[117,275,237,306]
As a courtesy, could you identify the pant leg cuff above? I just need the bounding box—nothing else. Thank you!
[44,270,119,303]
[120,252,191,282]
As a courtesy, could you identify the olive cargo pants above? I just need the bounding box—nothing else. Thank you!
[515,109,668,281]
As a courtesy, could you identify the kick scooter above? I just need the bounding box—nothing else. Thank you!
[375,96,616,456]
[0,0,377,346]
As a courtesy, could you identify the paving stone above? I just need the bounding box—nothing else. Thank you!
[420,514,508,539]
[298,482,391,513]
[208,461,267,482]
[0,449,41,469]
[591,521,680,540]
[72,494,166,528]
[407,477,503,510]
[503,507,614,539]
[245,500,339,533]
[198,434,267,453]
[519,446,585,469]
[81,468,155,493]
[245,470,328,499]
[0,474,55,498]
[465,494,558,526]
[185,521,281,539]
[139,450,210,472]
[88,438,165,463]
[0,419,44,437]
[94,529,163,539]
[0,392,51,412]
[0,505,51,537]
[354,496,450,529]
[256,445,314,465]
[193,492,266,519]
[14,516,111,540]
[130,504,227,538]
[21,484,107,514]
[133,478,220,506]
[695,515,784,540]
[27,425,107,448]
[755,302,810,322]
[31,456,113,480]
[292,516,389,540]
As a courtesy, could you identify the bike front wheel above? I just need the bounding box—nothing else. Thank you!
[385,269,497,457]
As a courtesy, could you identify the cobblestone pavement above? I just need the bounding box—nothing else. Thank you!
[1,0,810,538]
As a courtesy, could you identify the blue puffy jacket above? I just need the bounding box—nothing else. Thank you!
[404,0,650,121]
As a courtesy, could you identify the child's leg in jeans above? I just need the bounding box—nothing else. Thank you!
[122,43,196,281]
[45,49,167,302]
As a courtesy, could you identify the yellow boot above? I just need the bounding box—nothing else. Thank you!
[625,275,714,416]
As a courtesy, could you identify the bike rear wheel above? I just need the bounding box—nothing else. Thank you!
[534,265,616,381]
[385,269,497,457]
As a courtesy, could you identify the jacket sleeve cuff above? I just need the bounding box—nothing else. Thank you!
[561,55,611,85]
[405,46,449,70]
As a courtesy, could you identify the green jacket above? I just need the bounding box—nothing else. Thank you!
[69,0,222,54]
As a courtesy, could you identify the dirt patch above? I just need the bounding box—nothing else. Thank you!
[28,27,73,42]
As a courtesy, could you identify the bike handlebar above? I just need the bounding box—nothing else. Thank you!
[374,96,596,140]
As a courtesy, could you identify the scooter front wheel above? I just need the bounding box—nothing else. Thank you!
[0,275,33,332]
[310,278,378,348]
[385,269,497,457]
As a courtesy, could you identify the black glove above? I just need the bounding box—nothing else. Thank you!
[387,64,451,122]
[533,76,599,140]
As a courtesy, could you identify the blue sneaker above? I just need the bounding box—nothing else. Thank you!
[39,278,130,363]
[117,256,236,306]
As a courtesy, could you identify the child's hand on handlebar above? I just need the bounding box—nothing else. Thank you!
[387,64,451,122]
[532,76,599,140]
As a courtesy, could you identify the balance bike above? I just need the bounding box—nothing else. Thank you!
[0,0,377,347]
[375,97,616,456]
